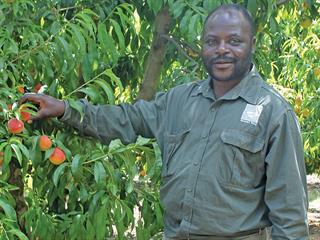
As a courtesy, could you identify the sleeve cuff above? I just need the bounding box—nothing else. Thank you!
[58,100,71,122]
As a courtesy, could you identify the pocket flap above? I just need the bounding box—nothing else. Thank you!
[220,129,264,153]
[167,128,191,143]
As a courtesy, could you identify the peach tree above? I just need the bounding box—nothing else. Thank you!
[0,0,319,239]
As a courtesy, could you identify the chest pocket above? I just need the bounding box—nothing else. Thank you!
[218,129,265,188]
[162,129,191,178]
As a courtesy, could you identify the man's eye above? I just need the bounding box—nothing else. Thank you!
[229,39,241,45]
[206,39,217,46]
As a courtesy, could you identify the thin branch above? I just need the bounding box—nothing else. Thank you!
[161,34,198,65]
[276,0,291,6]
[65,68,108,98]
[58,6,79,12]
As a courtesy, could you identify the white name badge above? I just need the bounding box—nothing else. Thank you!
[240,104,263,126]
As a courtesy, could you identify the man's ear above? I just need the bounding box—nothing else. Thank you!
[251,37,256,54]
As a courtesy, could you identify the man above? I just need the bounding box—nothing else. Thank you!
[21,4,309,239]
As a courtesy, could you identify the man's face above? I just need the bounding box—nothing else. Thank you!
[201,10,256,83]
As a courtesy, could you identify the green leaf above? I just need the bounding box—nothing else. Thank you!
[81,8,100,19]
[94,161,106,186]
[98,23,109,51]
[154,202,163,225]
[29,136,42,167]
[11,143,22,166]
[52,162,68,187]
[78,86,101,103]
[269,15,278,33]
[188,14,199,41]
[136,136,151,146]
[76,12,96,37]
[94,79,115,104]
[103,69,123,90]
[110,19,125,51]
[0,197,17,221]
[115,7,130,29]
[44,148,55,160]
[8,229,29,240]
[247,0,258,18]
[147,0,163,14]
[81,55,92,82]
[68,99,84,122]
[85,219,95,239]
[0,142,8,152]
[99,26,119,63]
[56,36,72,60]
[180,9,193,36]
[68,23,86,56]
[18,143,29,159]
[4,144,12,165]
[125,180,134,194]
[172,0,185,19]
[94,204,107,239]
[7,39,19,55]
[71,154,82,180]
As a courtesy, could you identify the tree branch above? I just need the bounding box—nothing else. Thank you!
[136,7,172,101]
[160,34,198,65]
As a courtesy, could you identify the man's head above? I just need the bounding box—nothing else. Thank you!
[201,4,256,83]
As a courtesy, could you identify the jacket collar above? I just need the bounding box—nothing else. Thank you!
[191,65,263,104]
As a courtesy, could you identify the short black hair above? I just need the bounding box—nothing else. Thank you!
[203,4,255,38]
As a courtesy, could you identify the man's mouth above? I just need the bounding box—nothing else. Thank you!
[213,61,234,69]
[210,57,235,68]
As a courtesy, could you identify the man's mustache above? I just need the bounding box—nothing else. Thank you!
[209,56,236,64]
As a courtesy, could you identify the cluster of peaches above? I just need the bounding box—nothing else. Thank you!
[0,84,66,167]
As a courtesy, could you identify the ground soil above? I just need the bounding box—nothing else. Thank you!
[308,174,320,240]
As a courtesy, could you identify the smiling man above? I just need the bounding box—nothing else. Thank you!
[20,3,309,240]
[202,5,256,98]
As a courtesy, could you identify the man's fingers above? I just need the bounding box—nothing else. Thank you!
[19,93,41,106]
[29,109,47,121]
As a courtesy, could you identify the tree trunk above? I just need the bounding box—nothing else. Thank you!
[8,161,27,233]
[136,7,171,101]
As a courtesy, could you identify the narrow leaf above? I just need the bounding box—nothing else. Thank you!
[68,99,84,122]
[110,19,125,51]
[4,144,12,165]
[52,162,68,187]
[11,143,22,166]
[71,154,82,180]
[94,79,115,104]
[0,197,17,221]
[8,229,29,240]
[94,161,106,186]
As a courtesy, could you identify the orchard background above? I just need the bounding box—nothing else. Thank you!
[0,0,319,239]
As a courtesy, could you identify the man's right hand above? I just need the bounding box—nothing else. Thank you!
[19,93,65,120]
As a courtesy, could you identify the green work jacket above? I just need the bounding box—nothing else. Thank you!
[60,66,309,239]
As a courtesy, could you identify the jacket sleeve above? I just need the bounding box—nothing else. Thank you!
[264,109,309,239]
[59,92,167,145]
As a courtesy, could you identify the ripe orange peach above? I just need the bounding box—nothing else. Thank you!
[8,118,24,134]
[39,135,52,151]
[34,83,42,93]
[20,108,31,122]
[17,86,25,94]
[49,147,66,165]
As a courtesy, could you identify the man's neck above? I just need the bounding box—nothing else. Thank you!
[212,79,241,99]
[211,65,252,99]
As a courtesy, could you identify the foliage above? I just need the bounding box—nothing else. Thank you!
[0,0,319,239]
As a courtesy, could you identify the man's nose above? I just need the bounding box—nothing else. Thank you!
[216,41,229,54]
